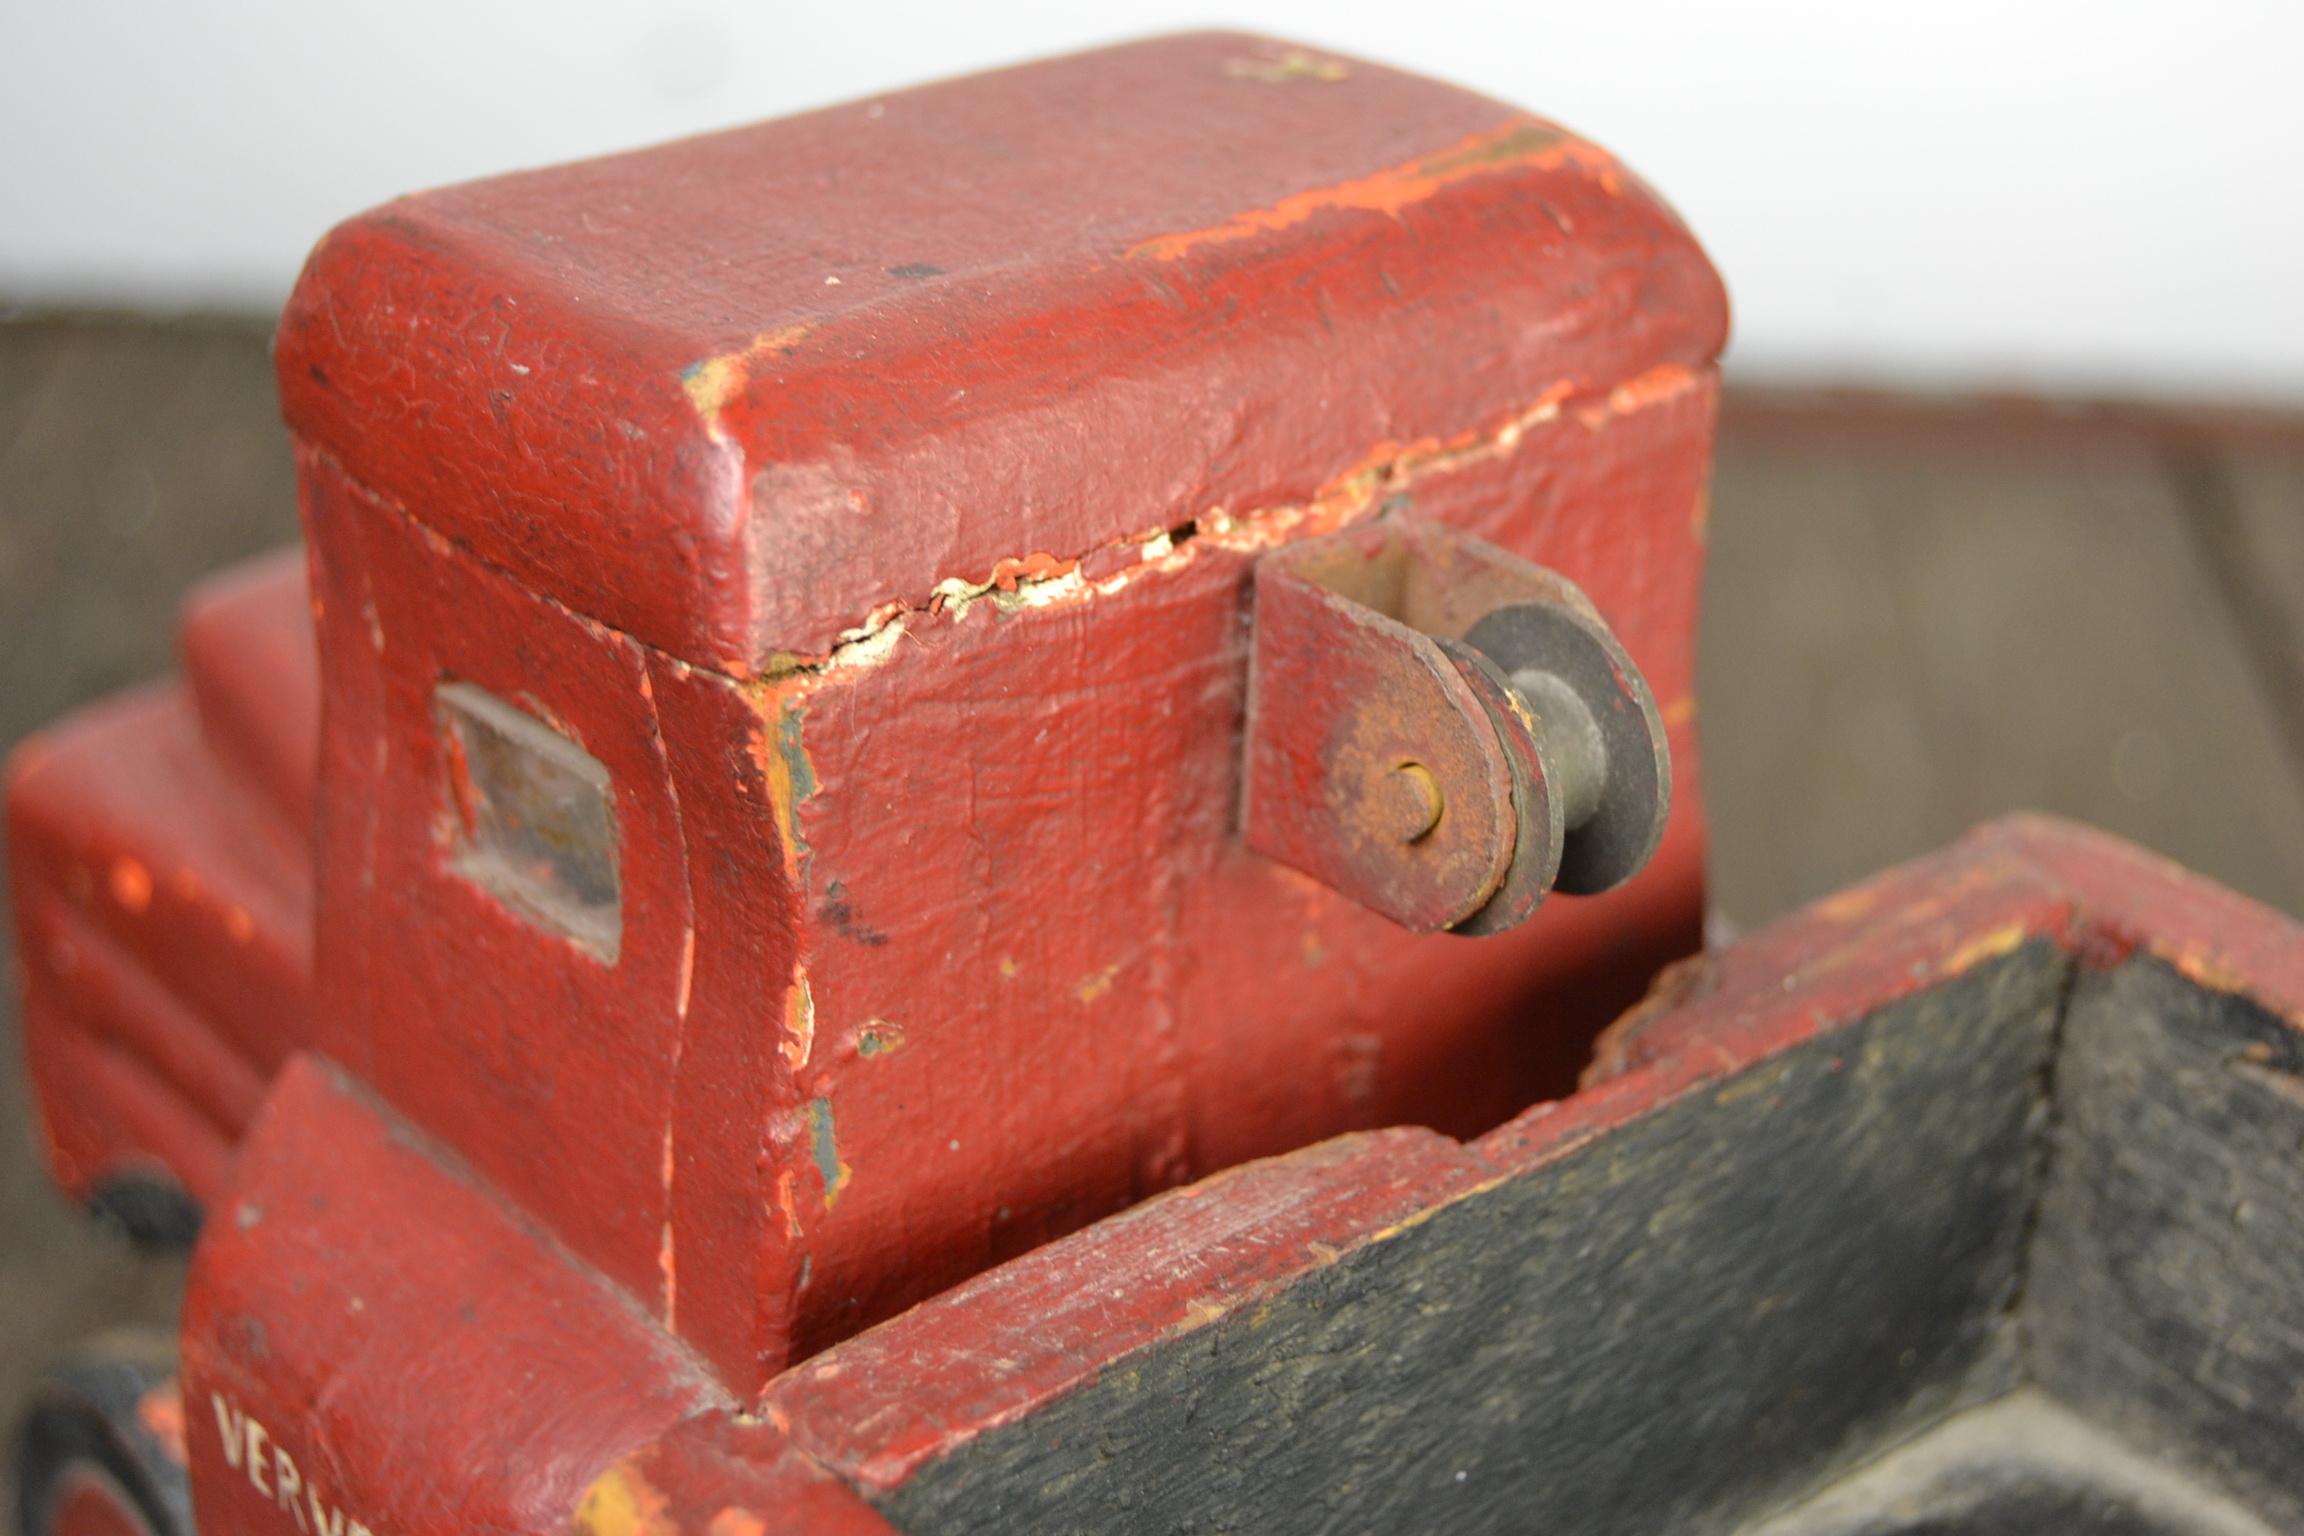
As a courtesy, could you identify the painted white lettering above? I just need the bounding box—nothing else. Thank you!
[202,1394,377,1536]
[211,1394,246,1470]
[245,1416,272,1497]
[274,1445,309,1531]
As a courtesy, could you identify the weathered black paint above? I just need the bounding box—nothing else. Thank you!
[885,948,2068,1536]
[2028,959,2304,1532]
[1749,1393,2278,1536]
[14,1333,191,1536]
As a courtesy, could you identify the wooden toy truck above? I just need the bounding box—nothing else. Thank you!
[13,33,2303,1536]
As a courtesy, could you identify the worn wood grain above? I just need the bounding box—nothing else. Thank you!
[1747,1392,2281,1536]
[4,310,2302,1529]
[2027,958,2304,1532]
[2176,439,2304,799]
[879,949,2063,1536]
[270,35,1727,672]
[0,314,293,1525]
[1701,396,2304,928]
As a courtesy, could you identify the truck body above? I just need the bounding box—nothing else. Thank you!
[15,41,2304,1534]
[10,31,1746,1534]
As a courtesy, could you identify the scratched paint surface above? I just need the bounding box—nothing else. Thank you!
[751,368,1719,1364]
[26,32,1741,1535]
[301,446,699,1315]
[1124,117,1611,260]
[263,31,1734,1388]
[49,29,2304,1536]
[7,32,1736,1406]
[168,817,2304,1534]
[272,32,1725,670]
[736,818,2304,1535]
[180,1060,726,1536]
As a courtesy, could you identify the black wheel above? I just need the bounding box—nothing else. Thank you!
[85,1172,202,1251]
[15,1333,192,1536]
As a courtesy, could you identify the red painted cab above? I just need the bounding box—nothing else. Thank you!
[10,32,1730,1536]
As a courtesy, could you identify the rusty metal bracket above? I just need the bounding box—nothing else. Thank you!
[1242,516,1670,934]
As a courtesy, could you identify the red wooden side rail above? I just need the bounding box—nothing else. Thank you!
[172,817,2304,1534]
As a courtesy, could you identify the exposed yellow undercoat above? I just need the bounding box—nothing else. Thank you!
[1127,117,1610,262]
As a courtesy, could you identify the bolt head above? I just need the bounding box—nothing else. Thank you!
[1376,761,1444,843]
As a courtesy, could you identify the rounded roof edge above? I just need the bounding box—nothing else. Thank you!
[274,32,1727,673]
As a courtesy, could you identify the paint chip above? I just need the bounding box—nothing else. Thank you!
[1942,922,2032,976]
[1076,963,1121,1004]
[573,1463,675,1536]
[1128,117,1603,261]
[806,1097,852,1208]
[782,975,816,1070]
[108,857,152,913]
[1223,49,1350,83]
[680,324,812,439]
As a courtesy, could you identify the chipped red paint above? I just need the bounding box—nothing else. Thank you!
[165,818,2304,1536]
[570,1416,888,1536]
[2,31,1728,1393]
[270,32,1725,672]
[7,553,315,1206]
[1124,117,1613,262]
[680,817,2304,1527]
[10,30,1752,1535]
[59,38,2289,1536]
[181,1060,723,1536]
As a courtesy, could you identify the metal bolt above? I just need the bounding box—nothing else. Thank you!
[1377,761,1445,843]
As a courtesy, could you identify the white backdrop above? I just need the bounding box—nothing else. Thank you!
[4,1,2300,396]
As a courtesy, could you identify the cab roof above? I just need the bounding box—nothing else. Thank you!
[275,32,1726,674]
